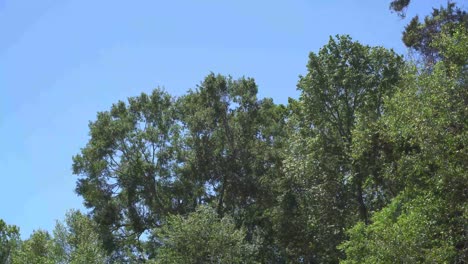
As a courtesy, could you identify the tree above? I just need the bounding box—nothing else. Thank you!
[9,211,108,264]
[149,205,257,264]
[341,30,467,262]
[389,0,411,16]
[53,210,108,264]
[72,74,286,261]
[72,89,182,259]
[67,22,465,263]
[390,1,468,65]
[0,219,20,264]
[434,23,468,68]
[274,35,403,263]
[299,34,403,222]
[11,230,55,264]
[176,73,287,262]
[340,193,458,263]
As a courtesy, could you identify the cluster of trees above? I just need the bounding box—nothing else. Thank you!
[1,1,466,263]
[0,211,106,263]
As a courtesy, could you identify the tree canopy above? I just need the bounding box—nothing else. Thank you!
[3,1,467,263]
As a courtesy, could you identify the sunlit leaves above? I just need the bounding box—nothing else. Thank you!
[150,206,257,264]
[0,219,20,264]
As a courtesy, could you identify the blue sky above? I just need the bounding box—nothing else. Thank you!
[0,0,447,238]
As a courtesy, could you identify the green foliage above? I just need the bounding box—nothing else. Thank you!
[340,193,458,263]
[0,219,20,264]
[274,35,403,263]
[6,2,466,262]
[10,211,108,264]
[342,30,468,262]
[383,66,466,188]
[177,74,287,253]
[53,210,108,264]
[72,74,286,261]
[72,89,181,257]
[177,73,285,216]
[150,205,257,264]
[11,230,55,264]
[401,2,468,64]
[434,23,468,68]
[389,0,411,17]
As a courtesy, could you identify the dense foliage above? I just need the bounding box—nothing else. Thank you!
[391,0,468,65]
[3,211,107,264]
[2,1,466,263]
[0,220,20,264]
[149,206,257,264]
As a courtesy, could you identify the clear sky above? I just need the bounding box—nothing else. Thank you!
[0,0,448,238]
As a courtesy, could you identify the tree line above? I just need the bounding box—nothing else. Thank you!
[1,1,467,263]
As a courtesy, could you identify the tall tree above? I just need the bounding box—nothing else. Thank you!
[390,1,468,65]
[177,74,285,214]
[275,35,403,263]
[341,32,467,261]
[72,89,182,259]
[177,73,287,262]
[72,74,286,261]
